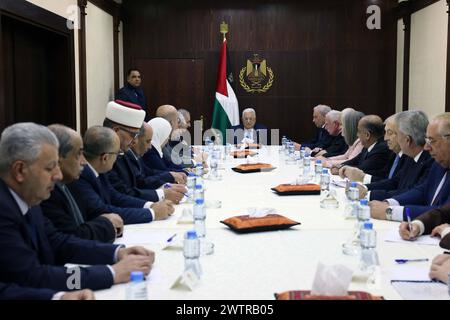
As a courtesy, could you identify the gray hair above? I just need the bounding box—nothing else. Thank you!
[0,122,59,174]
[48,124,76,158]
[178,108,190,119]
[395,110,429,146]
[83,126,117,160]
[433,112,450,135]
[242,108,256,117]
[342,110,365,146]
[326,110,342,123]
[314,104,332,116]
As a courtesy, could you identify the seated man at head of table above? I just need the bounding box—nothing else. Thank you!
[0,122,154,291]
[369,113,450,221]
[231,108,269,145]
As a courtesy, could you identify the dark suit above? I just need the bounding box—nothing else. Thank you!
[163,140,194,169]
[393,161,450,219]
[321,134,348,158]
[0,179,117,291]
[415,204,450,250]
[342,139,393,177]
[142,146,186,173]
[68,165,153,225]
[116,83,149,121]
[107,153,160,202]
[230,124,270,145]
[369,152,403,183]
[368,151,433,200]
[0,282,56,300]
[40,183,116,243]
[302,127,332,150]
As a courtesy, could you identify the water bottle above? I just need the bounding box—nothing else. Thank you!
[300,147,305,160]
[195,163,203,177]
[357,199,371,226]
[184,230,202,277]
[346,182,359,217]
[126,271,147,300]
[284,139,291,156]
[315,160,323,181]
[186,172,196,202]
[360,222,379,271]
[194,184,204,202]
[303,156,311,177]
[281,136,287,150]
[320,169,330,193]
[193,199,206,238]
[210,148,221,179]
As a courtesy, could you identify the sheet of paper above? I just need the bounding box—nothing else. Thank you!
[388,265,431,281]
[391,281,449,300]
[114,230,177,246]
[384,229,440,246]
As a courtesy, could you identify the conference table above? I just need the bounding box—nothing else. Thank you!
[95,146,446,300]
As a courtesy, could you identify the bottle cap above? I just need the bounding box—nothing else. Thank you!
[130,271,145,282]
[195,199,204,205]
[351,182,357,188]
[188,172,196,177]
[322,169,328,174]
[316,160,321,164]
[186,230,197,239]
[360,199,369,206]
[363,222,373,230]
[195,184,203,189]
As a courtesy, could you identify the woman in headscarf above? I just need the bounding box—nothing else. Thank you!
[142,117,186,172]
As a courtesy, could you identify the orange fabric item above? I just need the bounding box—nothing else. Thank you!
[230,150,257,158]
[221,214,300,233]
[275,290,383,300]
[234,163,274,171]
[272,184,320,192]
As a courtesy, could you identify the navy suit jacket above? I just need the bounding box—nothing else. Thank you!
[142,146,186,173]
[393,161,450,219]
[68,165,152,224]
[0,282,56,300]
[126,150,173,188]
[40,184,116,243]
[302,127,332,149]
[230,124,270,145]
[321,134,348,158]
[115,83,149,121]
[342,139,393,177]
[107,153,160,202]
[0,179,116,291]
[368,151,433,200]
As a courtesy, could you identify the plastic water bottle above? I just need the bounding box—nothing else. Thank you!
[184,230,202,277]
[360,222,379,271]
[357,199,371,227]
[303,156,311,177]
[320,169,330,193]
[194,184,204,202]
[193,199,206,238]
[300,147,305,160]
[186,172,196,202]
[346,182,359,217]
[126,271,147,300]
[315,160,323,181]
[210,148,221,179]
[195,163,203,177]
[281,136,287,149]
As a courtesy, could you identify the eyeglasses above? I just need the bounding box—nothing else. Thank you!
[425,134,450,146]
[119,127,139,140]
[102,150,124,157]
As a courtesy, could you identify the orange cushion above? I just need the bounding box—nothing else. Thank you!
[221,214,300,233]
[275,290,383,300]
[271,184,321,195]
[230,150,257,158]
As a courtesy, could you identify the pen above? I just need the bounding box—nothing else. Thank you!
[406,208,413,238]
[164,183,190,198]
[166,233,177,243]
[395,258,429,264]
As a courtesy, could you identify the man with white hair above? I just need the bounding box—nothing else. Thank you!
[230,108,269,144]
[312,110,348,158]
[295,104,332,150]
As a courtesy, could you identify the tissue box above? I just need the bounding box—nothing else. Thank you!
[274,290,383,300]
[230,150,258,158]
[221,214,300,233]
[232,163,276,173]
[271,184,321,195]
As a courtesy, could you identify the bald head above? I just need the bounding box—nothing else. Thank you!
[133,122,154,156]
[156,105,178,130]
[357,115,385,147]
[83,126,118,161]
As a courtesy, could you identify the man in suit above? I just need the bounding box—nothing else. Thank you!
[68,126,174,225]
[116,68,150,121]
[0,123,154,291]
[338,115,392,177]
[41,125,122,243]
[230,108,269,145]
[312,110,348,158]
[399,203,450,250]
[106,122,187,204]
[364,111,433,200]
[0,282,95,300]
[370,113,450,221]
[294,104,332,150]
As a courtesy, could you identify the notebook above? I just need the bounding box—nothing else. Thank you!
[391,280,449,300]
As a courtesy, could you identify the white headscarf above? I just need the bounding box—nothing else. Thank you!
[148,117,172,158]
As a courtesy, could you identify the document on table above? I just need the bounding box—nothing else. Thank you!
[389,264,430,281]
[115,230,176,246]
[391,281,449,300]
[384,229,440,246]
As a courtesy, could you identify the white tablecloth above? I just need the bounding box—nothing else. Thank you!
[95,146,444,300]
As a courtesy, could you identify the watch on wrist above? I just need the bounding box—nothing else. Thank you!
[385,207,393,220]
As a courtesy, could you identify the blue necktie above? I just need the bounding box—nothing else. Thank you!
[388,155,400,179]
[24,210,39,250]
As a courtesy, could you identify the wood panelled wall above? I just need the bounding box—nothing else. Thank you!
[122,0,397,142]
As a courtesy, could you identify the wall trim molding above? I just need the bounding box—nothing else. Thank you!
[78,0,88,133]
